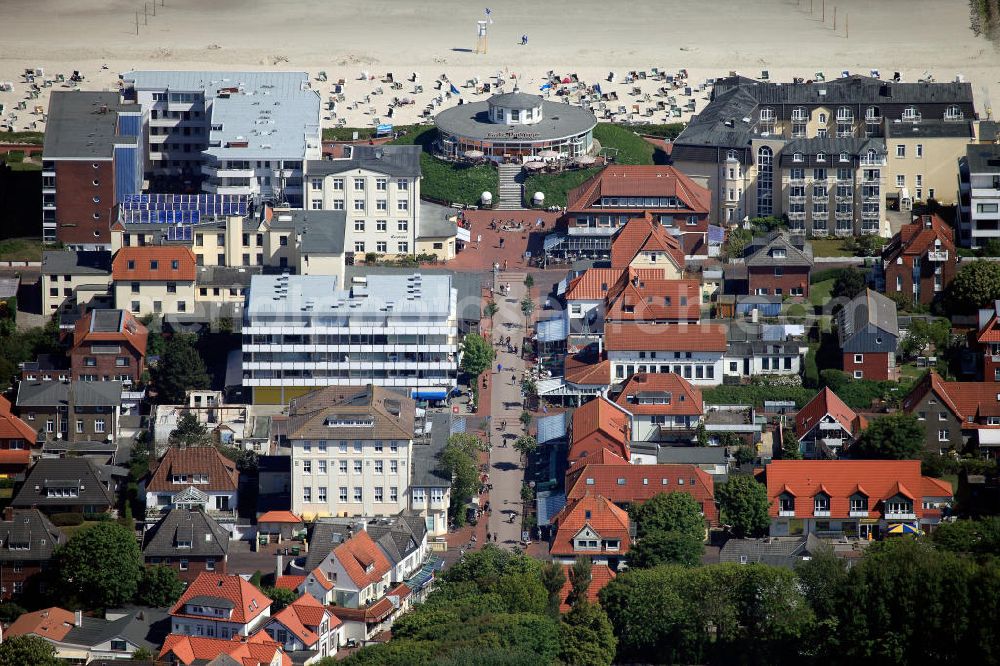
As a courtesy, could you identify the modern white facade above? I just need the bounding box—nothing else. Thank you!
[958,145,1000,248]
[242,273,459,404]
[608,350,725,386]
[122,71,321,206]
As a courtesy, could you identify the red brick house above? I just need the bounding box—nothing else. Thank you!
[744,232,814,297]
[975,302,1000,382]
[549,494,631,565]
[837,289,900,381]
[0,396,37,479]
[881,214,956,306]
[0,508,65,600]
[568,397,632,468]
[794,387,866,458]
[70,309,148,385]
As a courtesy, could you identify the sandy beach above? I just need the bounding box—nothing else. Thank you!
[1,0,997,132]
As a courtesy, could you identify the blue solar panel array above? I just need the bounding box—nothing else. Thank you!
[119,194,249,218]
[120,209,202,225]
[166,226,194,241]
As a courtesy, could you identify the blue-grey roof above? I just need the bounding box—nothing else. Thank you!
[41,250,112,276]
[43,92,137,159]
[411,412,453,489]
[435,99,596,142]
[719,536,811,568]
[62,608,169,652]
[142,509,230,559]
[536,491,567,526]
[307,144,421,179]
[536,412,568,444]
[16,380,122,408]
[967,144,1000,173]
[838,288,899,344]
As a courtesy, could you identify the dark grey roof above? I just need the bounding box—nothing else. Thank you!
[269,209,347,255]
[966,144,1000,173]
[837,288,899,344]
[303,521,351,572]
[41,440,117,454]
[745,232,814,267]
[778,137,885,167]
[41,250,112,276]
[62,608,169,652]
[43,92,137,160]
[435,99,597,142]
[183,595,235,609]
[142,509,230,559]
[196,265,261,288]
[20,353,70,373]
[673,86,760,148]
[91,309,125,333]
[655,446,728,465]
[0,509,64,562]
[884,119,975,139]
[306,144,422,179]
[368,515,426,567]
[713,74,974,107]
[16,381,122,409]
[11,458,121,508]
[417,201,458,240]
[488,91,543,110]
[411,412,453,489]
[980,121,1000,143]
[719,536,810,568]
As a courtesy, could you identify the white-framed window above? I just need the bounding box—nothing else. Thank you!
[916,144,923,158]
[354,220,365,231]
[353,199,365,211]
[354,178,365,191]
[938,429,950,442]
[354,460,362,473]
[353,487,363,502]
[412,488,426,503]
[311,199,322,210]
[374,487,384,502]
[854,370,864,379]
[376,178,388,190]
[318,486,327,502]
[390,486,398,502]
[376,199,387,211]
[390,460,398,473]
[397,241,409,253]
[376,241,387,253]
[339,487,348,502]
[311,178,323,190]
[303,460,312,474]
[332,199,345,210]
[332,178,344,190]
[303,486,312,502]
[397,220,408,231]
[376,219,387,232]
[339,460,348,473]
[896,145,905,158]
[854,354,863,363]
[95,419,106,433]
[397,179,409,190]
[318,460,327,474]
[896,175,905,188]
[397,199,409,211]
[355,241,365,253]
[375,460,383,473]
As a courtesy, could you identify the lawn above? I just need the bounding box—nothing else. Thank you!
[626,122,686,140]
[809,278,835,307]
[321,125,418,142]
[59,520,106,539]
[810,238,855,257]
[390,127,497,206]
[0,131,44,145]
[523,167,600,208]
[1,150,41,172]
[0,237,45,261]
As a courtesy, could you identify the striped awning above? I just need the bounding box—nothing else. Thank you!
[537,412,568,444]
[536,317,568,342]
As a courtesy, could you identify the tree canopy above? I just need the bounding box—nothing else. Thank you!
[53,522,144,609]
[0,635,61,666]
[154,333,210,403]
[852,412,925,459]
[948,260,1000,314]
[169,412,212,447]
[439,433,484,526]
[630,492,706,541]
[716,475,771,538]
[136,565,184,607]
[460,333,495,377]
[831,268,869,301]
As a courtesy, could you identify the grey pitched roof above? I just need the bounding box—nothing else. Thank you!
[411,412,453,488]
[719,536,810,568]
[306,144,422,179]
[0,509,65,562]
[286,385,414,441]
[884,119,975,139]
[142,509,230,559]
[184,595,235,609]
[489,91,543,110]
[11,458,122,508]
[41,440,117,454]
[417,201,458,240]
[655,446,728,465]
[43,92,137,160]
[672,86,760,148]
[16,381,122,408]
[368,516,426,567]
[745,232,814,267]
[778,137,886,167]
[967,144,1000,173]
[713,74,974,107]
[303,521,351,572]
[196,265,261,288]
[62,608,169,652]
[838,288,899,343]
[41,250,112,276]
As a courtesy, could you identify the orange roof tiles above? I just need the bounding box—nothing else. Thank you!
[269,595,332,647]
[795,388,866,440]
[558,564,616,613]
[564,268,660,302]
[147,446,239,493]
[258,510,303,524]
[614,373,703,416]
[564,353,612,387]
[883,214,956,264]
[160,630,289,666]
[764,460,953,520]
[112,246,196,282]
[169,572,272,625]
[333,530,392,589]
[605,272,701,323]
[550,493,632,557]
[5,607,75,642]
[572,397,630,449]
[0,449,31,466]
[610,214,685,270]
[0,395,36,443]
[274,575,306,591]
[567,165,711,213]
[71,309,148,357]
[603,322,727,352]
[308,567,335,591]
[903,371,1000,422]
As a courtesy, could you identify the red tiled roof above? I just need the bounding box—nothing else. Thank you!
[564,268,660,302]
[0,449,31,466]
[0,395,36,442]
[147,446,239,493]
[572,397,630,449]
[603,322,727,352]
[308,567,335,591]
[333,530,392,589]
[271,599,319,646]
[286,592,340,628]
[71,309,148,358]
[160,630,289,666]
[902,371,1000,422]
[565,463,717,525]
[5,607,75,642]
[558,564,616,613]
[764,460,953,520]
[883,214,956,264]
[169,572,272,625]
[567,165,711,213]
[795,387,866,440]
[111,246,196,282]
[564,353,612,387]
[610,213,685,271]
[605,272,701,323]
[274,575,306,591]
[258,510,303,524]
[614,373,703,416]
[550,493,631,557]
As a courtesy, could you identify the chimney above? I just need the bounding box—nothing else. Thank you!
[74,610,83,627]
[2,507,12,522]
[275,554,283,581]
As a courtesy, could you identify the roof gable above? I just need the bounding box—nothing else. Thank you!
[147,447,239,493]
[795,388,864,439]
[169,573,272,625]
[610,214,685,270]
[111,246,197,281]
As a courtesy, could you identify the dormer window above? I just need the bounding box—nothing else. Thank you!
[839,152,849,162]
[816,152,826,162]
[944,105,963,120]
[903,106,919,121]
[813,493,831,515]
[771,248,786,258]
[793,152,803,162]
[176,539,192,549]
[778,494,795,513]
[850,495,868,513]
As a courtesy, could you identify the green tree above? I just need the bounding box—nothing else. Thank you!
[523,274,534,290]
[0,635,61,666]
[519,410,533,431]
[169,412,211,447]
[519,296,535,330]
[217,444,259,473]
[483,300,499,322]
[440,433,485,526]
[0,603,25,624]
[948,260,1000,314]
[629,492,706,541]
[734,444,756,466]
[540,561,567,618]
[695,422,709,447]
[831,268,868,300]
[716,475,771,538]
[566,557,591,610]
[900,317,951,360]
[853,234,886,257]
[933,516,1000,556]
[629,530,704,568]
[53,522,143,609]
[442,544,540,587]
[263,585,299,612]
[794,547,848,618]
[513,435,537,459]
[460,333,495,378]
[725,227,753,259]
[853,412,925,459]
[559,600,617,666]
[781,428,804,459]
[154,333,210,404]
[136,565,184,607]
[131,647,154,661]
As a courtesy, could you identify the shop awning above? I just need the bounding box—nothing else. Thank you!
[978,429,1000,447]
[886,523,922,535]
[556,277,569,296]
[536,317,568,342]
[544,233,567,251]
[450,417,467,434]
[456,226,471,242]
[537,412,568,444]
[413,389,449,400]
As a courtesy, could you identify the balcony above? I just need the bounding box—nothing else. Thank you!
[885,511,917,520]
[788,177,805,186]
[787,211,806,221]
[862,210,881,220]
[861,157,887,167]
[567,225,618,236]
[835,211,853,220]
[788,196,806,205]
[813,510,831,517]
[927,250,949,262]
[849,510,869,518]
[778,509,795,517]
[835,195,853,204]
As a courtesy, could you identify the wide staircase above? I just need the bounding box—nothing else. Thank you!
[497,163,524,210]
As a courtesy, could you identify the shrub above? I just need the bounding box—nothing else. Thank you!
[50,513,84,527]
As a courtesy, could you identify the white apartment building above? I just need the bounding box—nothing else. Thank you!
[242,272,458,405]
[305,145,422,258]
[604,323,728,386]
[287,385,414,520]
[958,145,1000,248]
[122,71,321,206]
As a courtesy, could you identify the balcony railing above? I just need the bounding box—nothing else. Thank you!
[787,211,806,220]
[836,211,853,220]
[849,510,869,518]
[862,210,881,219]
[861,158,887,166]
[813,510,832,517]
[884,511,916,520]
[788,196,806,204]
[779,509,795,517]
[927,250,949,262]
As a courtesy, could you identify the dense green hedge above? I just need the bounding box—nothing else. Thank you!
[50,513,84,526]
[702,384,816,409]
[389,127,497,205]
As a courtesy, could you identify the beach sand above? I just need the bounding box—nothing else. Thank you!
[0,0,997,132]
